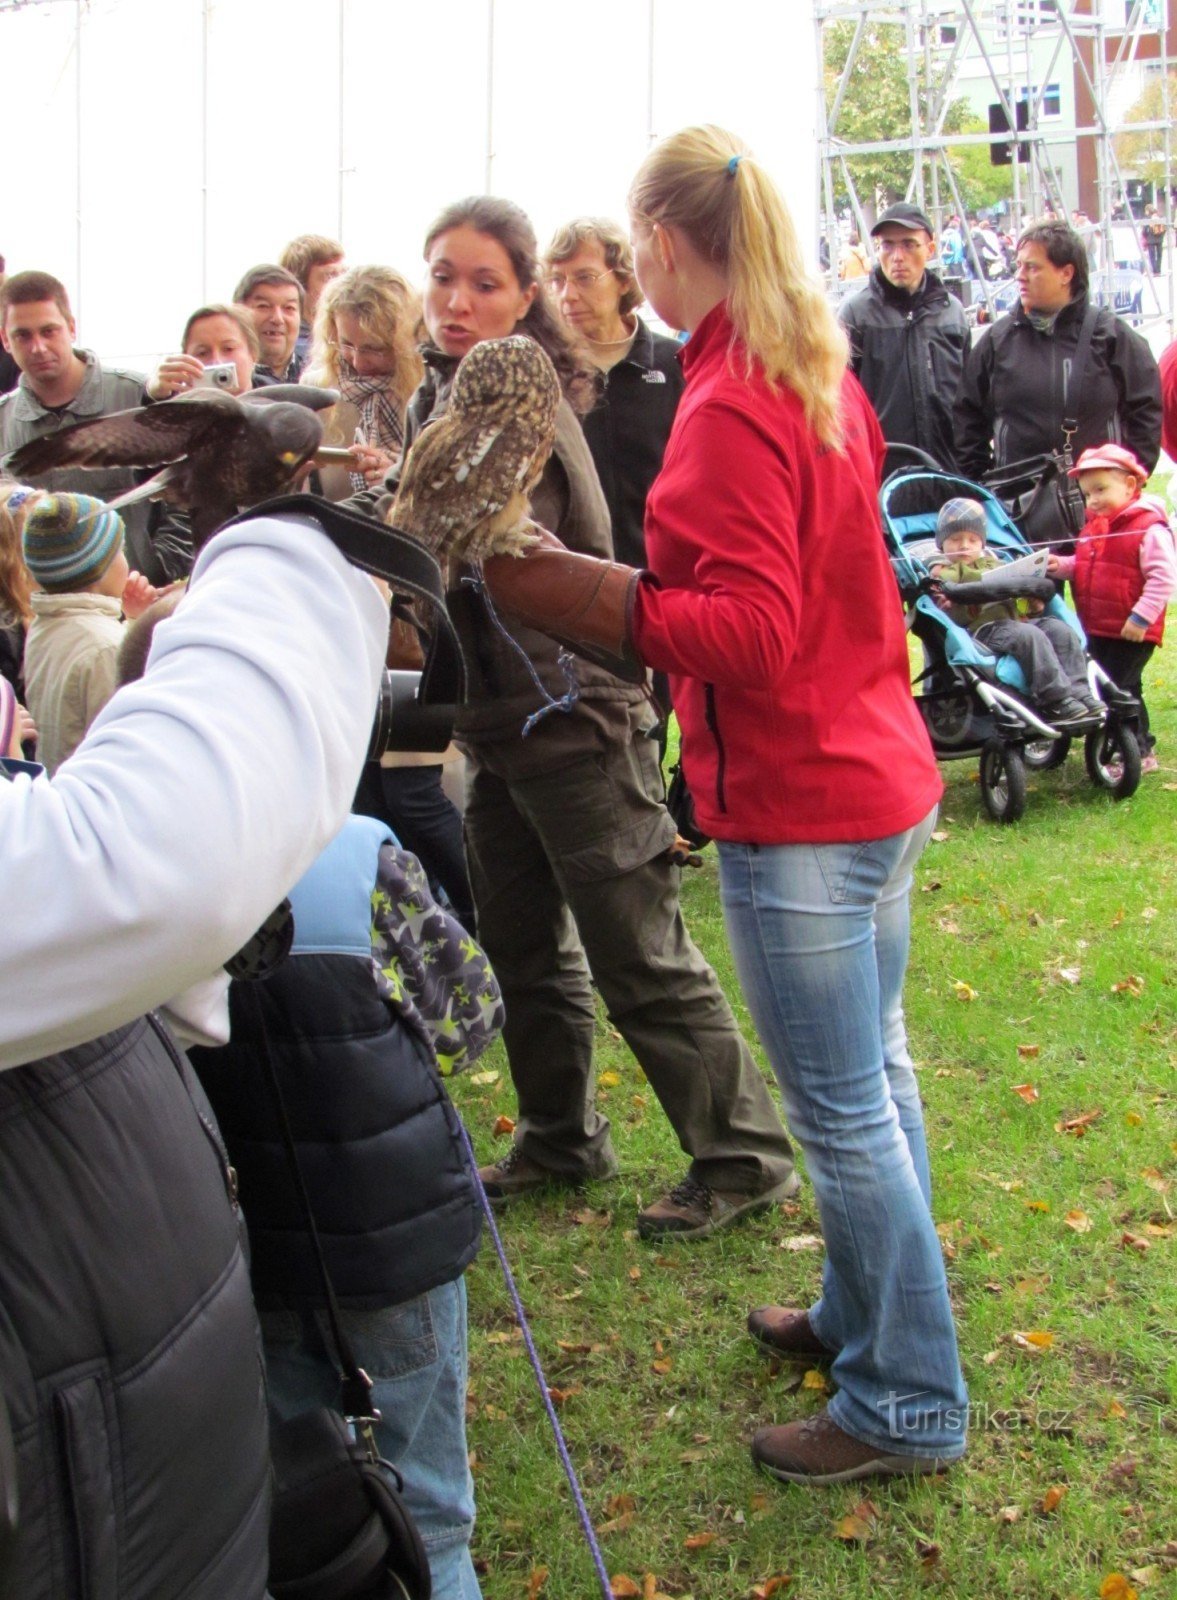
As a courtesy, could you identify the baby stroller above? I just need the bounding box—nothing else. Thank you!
[880,451,1143,822]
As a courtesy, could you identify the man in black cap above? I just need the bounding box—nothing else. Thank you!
[837,201,969,475]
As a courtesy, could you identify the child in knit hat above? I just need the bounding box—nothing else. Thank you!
[21,492,161,774]
[1047,444,1176,773]
[930,496,1101,728]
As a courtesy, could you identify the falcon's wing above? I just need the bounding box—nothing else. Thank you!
[5,392,243,477]
[390,416,543,552]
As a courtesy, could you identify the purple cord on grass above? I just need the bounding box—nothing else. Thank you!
[460,1120,614,1600]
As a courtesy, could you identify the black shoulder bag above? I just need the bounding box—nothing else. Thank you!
[240,986,433,1600]
[981,304,1099,555]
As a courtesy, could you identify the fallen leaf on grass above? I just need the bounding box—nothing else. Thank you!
[1100,1577,1139,1600]
[1012,1083,1040,1103]
[598,1070,621,1088]
[1012,1329,1055,1353]
[546,1385,581,1406]
[1111,975,1145,997]
[1017,1043,1040,1059]
[1121,1231,1152,1253]
[982,1349,1001,1365]
[1024,1199,1051,1212]
[920,880,942,893]
[917,1539,942,1572]
[1128,1566,1161,1589]
[833,1499,881,1543]
[485,1327,522,1344]
[802,1367,828,1392]
[678,1448,708,1464]
[1125,1111,1144,1126]
[1039,1484,1067,1514]
[779,1233,823,1252]
[1064,1210,1093,1233]
[1055,1108,1102,1135]
[1046,965,1082,986]
[1104,1400,1128,1420]
[684,1532,717,1549]
[1144,1221,1172,1237]
[468,1069,499,1086]
[651,1358,673,1375]
[527,1566,549,1598]
[571,1208,611,1228]
[628,1265,642,1281]
[952,979,979,1001]
[750,1577,792,1598]
[491,1114,515,1135]
[1140,1167,1171,1194]
[1014,1273,1051,1294]
[596,1511,635,1537]
[930,829,950,843]
[642,1577,674,1600]
[610,1578,641,1598]
[996,1504,1021,1524]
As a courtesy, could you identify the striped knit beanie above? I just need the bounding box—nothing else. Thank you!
[22,493,125,592]
[935,496,988,551]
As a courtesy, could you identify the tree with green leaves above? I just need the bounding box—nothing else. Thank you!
[1113,73,1176,189]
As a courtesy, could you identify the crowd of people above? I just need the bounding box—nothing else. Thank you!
[1,139,1175,1599]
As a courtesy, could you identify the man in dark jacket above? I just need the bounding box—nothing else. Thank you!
[954,220,1162,483]
[838,201,969,474]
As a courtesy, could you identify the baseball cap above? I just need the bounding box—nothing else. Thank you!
[871,202,934,237]
[1068,443,1147,482]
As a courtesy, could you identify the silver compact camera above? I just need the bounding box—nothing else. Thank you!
[194,362,238,390]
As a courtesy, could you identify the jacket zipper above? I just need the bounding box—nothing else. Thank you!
[704,684,727,814]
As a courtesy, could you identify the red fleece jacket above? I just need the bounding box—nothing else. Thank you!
[632,303,942,845]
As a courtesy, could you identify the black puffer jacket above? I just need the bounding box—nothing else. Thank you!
[954,295,1162,481]
[838,268,969,471]
[0,1018,270,1600]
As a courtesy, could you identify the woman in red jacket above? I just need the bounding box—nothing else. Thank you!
[487,125,968,1486]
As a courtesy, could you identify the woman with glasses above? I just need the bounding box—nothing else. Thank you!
[349,194,796,1239]
[483,126,968,1485]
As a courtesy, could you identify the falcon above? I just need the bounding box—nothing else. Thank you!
[389,335,560,562]
[5,386,334,550]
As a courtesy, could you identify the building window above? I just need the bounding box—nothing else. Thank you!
[1018,82,1062,120]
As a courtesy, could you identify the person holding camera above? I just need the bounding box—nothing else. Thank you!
[0,505,388,1598]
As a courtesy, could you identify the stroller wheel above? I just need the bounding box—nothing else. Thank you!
[979,739,1027,823]
[1085,722,1142,799]
[1022,734,1071,771]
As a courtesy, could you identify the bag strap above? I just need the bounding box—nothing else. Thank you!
[239,984,378,1427]
[1061,304,1100,460]
[217,493,465,711]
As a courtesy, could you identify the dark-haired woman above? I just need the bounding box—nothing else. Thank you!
[354,196,795,1239]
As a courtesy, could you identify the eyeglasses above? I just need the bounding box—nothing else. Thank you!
[543,268,617,293]
[876,238,927,255]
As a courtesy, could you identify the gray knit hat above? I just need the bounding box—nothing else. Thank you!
[935,496,988,551]
[22,493,125,592]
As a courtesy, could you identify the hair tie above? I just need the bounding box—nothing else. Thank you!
[726,154,743,177]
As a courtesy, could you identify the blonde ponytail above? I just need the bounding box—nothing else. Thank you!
[629,125,847,449]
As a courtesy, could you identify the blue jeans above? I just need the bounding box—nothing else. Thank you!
[718,808,968,1458]
[260,1278,482,1600]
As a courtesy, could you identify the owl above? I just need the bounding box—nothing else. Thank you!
[388,334,560,562]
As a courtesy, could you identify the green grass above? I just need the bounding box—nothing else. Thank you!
[450,668,1176,1600]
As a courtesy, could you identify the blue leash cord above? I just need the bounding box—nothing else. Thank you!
[459,1120,614,1600]
[461,570,581,736]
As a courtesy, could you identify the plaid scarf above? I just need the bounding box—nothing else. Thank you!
[338,369,405,491]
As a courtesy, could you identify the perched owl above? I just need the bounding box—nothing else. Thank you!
[388,334,560,562]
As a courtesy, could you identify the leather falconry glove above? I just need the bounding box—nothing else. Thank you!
[479,527,647,685]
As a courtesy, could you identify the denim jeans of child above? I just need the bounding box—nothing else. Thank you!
[260,1277,481,1599]
[718,808,968,1458]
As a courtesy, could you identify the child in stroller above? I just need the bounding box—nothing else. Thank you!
[928,497,1103,728]
[880,457,1144,821]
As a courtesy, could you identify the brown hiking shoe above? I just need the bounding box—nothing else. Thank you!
[747,1306,832,1361]
[752,1408,953,1486]
[477,1146,573,1207]
[637,1171,800,1241]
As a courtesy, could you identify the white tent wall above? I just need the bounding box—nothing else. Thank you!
[2,0,817,372]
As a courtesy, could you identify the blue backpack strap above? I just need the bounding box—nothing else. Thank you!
[288,814,395,957]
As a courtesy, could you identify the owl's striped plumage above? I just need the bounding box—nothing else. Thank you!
[388,335,560,561]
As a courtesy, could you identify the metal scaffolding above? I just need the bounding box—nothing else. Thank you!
[815,0,1174,328]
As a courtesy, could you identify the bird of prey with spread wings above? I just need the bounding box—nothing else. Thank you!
[5,386,333,550]
[389,334,560,562]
